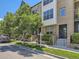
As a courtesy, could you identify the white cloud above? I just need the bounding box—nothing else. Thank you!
[0,18,3,20]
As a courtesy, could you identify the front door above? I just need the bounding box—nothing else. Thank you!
[59,24,67,39]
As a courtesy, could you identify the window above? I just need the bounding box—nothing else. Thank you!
[43,9,53,20]
[78,24,79,32]
[46,26,53,34]
[32,10,37,14]
[43,0,53,6]
[47,10,49,19]
[46,32,52,34]
[44,11,47,20]
[32,11,36,14]
[49,0,53,2]
[60,7,66,16]
[49,9,53,18]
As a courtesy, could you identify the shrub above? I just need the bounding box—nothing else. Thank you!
[72,33,79,44]
[25,34,32,39]
[42,34,53,45]
[16,42,22,45]
[74,46,79,49]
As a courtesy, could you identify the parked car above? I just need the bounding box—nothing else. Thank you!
[0,34,10,43]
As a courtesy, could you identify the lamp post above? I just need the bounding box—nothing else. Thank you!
[38,25,43,47]
[39,32,43,47]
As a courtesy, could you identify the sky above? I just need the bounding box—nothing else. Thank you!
[0,18,3,20]
[0,0,41,19]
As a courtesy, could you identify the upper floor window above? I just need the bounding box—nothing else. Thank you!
[43,9,53,20]
[32,11,36,14]
[32,9,38,14]
[43,0,53,6]
[60,7,66,16]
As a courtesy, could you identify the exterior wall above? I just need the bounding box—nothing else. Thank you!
[42,0,75,47]
[31,0,79,47]
[31,2,42,15]
[57,0,74,46]
[42,0,57,26]
[41,25,58,37]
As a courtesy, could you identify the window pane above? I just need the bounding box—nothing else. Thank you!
[78,24,79,32]
[44,12,46,20]
[43,8,53,20]
[49,9,53,18]
[43,0,46,5]
[47,10,49,19]
[60,7,66,16]
[43,0,53,6]
[49,0,53,3]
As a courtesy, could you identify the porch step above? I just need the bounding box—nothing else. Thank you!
[54,39,67,48]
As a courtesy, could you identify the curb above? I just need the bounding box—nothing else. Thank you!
[17,45,68,59]
[43,51,68,59]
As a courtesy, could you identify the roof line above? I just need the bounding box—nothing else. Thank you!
[31,1,41,8]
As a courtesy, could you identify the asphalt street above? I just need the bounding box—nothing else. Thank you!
[0,43,59,59]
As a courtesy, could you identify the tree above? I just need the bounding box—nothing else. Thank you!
[0,20,4,34]
[14,2,32,39]
[29,13,42,34]
[0,1,42,41]
[3,12,15,37]
[16,2,31,16]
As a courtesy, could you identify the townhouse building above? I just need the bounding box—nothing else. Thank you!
[31,0,79,47]
[31,2,42,15]
[41,0,79,47]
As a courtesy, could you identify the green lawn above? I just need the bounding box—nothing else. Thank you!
[16,42,79,59]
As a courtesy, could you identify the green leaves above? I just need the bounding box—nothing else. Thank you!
[2,12,15,36]
[16,3,31,16]
[72,33,79,44]
[0,2,42,39]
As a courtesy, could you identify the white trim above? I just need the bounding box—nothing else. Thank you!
[42,0,57,26]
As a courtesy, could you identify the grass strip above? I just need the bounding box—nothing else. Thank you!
[16,42,79,59]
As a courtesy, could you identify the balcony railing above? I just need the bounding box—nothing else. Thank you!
[74,8,79,21]
[74,14,79,21]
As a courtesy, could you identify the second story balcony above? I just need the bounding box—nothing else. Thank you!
[74,14,79,21]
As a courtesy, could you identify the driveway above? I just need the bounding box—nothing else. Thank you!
[0,43,59,59]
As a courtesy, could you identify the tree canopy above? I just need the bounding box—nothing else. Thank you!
[0,1,42,39]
